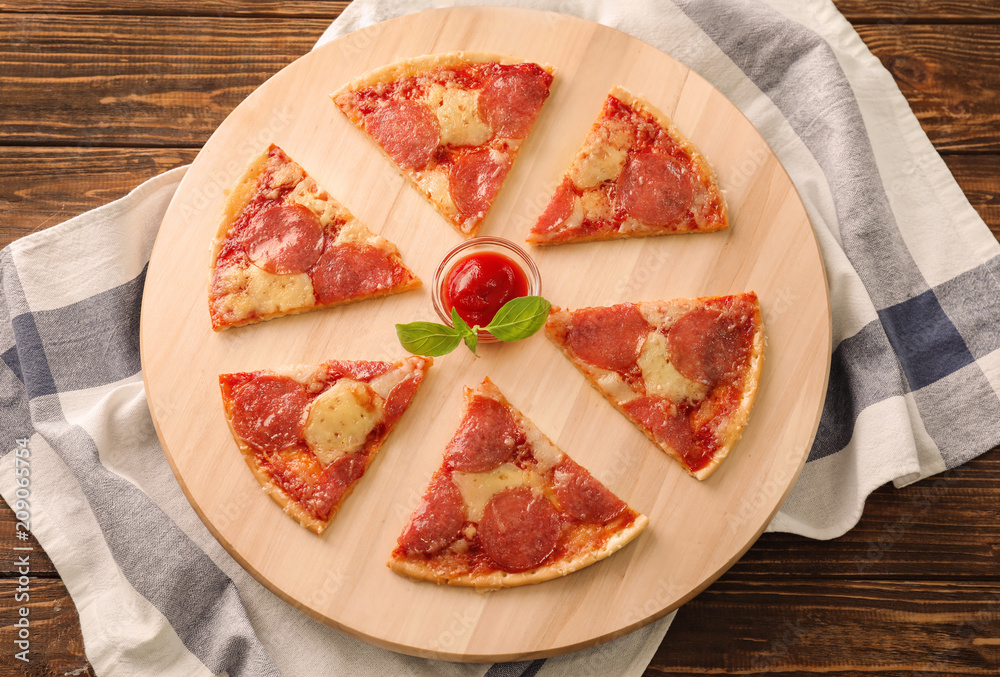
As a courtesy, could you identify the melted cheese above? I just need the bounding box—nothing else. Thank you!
[580,188,613,222]
[287,180,347,228]
[416,168,457,213]
[272,363,322,385]
[303,379,383,466]
[520,424,564,475]
[570,142,627,189]
[213,264,314,321]
[333,219,380,247]
[262,160,304,200]
[596,371,640,405]
[451,463,541,523]
[368,361,414,400]
[637,331,708,404]
[425,84,493,147]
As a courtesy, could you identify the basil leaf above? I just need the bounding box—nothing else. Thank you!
[451,308,479,356]
[463,332,479,355]
[395,322,462,356]
[484,296,551,342]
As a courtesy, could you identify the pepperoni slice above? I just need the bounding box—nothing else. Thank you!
[552,459,626,524]
[449,149,511,220]
[446,395,522,473]
[617,151,694,228]
[479,487,561,573]
[533,178,576,235]
[383,373,421,428]
[306,452,368,522]
[310,243,407,306]
[232,375,309,454]
[477,65,551,139]
[241,203,325,275]
[563,303,652,374]
[398,474,466,555]
[324,360,393,382]
[667,307,754,386]
[623,396,706,469]
[366,100,440,170]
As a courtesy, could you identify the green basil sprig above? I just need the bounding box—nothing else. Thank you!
[396,296,551,357]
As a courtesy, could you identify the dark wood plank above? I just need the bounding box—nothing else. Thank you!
[644,580,1000,676]
[734,449,1000,581]
[0,0,348,17]
[0,148,197,248]
[3,0,1000,23]
[3,19,1000,153]
[0,579,94,677]
[0,15,328,146]
[833,0,1000,24]
[857,25,1000,153]
[945,155,1000,242]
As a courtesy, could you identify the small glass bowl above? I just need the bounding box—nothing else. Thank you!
[432,236,542,344]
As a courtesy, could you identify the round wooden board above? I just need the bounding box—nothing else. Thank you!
[141,6,831,662]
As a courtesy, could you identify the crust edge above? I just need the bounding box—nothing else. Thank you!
[331,51,555,98]
[387,513,649,589]
[218,356,433,534]
[545,294,764,481]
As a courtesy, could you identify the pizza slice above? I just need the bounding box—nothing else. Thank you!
[528,86,728,245]
[219,356,432,534]
[332,52,554,238]
[390,378,647,588]
[209,144,420,330]
[545,293,763,480]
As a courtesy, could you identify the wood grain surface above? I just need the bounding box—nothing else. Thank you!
[140,7,828,660]
[1,1,998,675]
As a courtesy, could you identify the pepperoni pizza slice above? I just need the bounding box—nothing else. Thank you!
[390,378,647,588]
[209,144,420,330]
[332,53,554,238]
[545,293,764,480]
[528,86,728,245]
[219,356,432,534]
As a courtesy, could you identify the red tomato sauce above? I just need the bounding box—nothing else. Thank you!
[443,252,529,328]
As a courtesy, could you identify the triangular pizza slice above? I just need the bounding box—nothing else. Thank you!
[545,293,764,479]
[219,357,432,534]
[528,86,728,245]
[209,144,420,330]
[390,378,647,588]
[332,53,554,238]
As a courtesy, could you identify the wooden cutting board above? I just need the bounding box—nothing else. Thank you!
[140,6,830,662]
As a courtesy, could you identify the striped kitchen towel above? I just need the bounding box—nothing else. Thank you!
[2,0,998,675]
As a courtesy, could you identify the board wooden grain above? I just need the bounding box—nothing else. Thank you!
[139,7,831,661]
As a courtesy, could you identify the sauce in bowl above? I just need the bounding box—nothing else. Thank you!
[433,237,541,342]
[443,251,529,327]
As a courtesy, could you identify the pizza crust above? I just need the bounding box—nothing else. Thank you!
[219,390,328,534]
[545,295,764,480]
[219,357,432,535]
[528,86,728,245]
[691,322,764,480]
[332,53,555,238]
[331,51,528,98]
[208,145,421,330]
[389,377,648,589]
[388,513,648,589]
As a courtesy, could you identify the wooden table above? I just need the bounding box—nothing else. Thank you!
[1,2,997,674]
